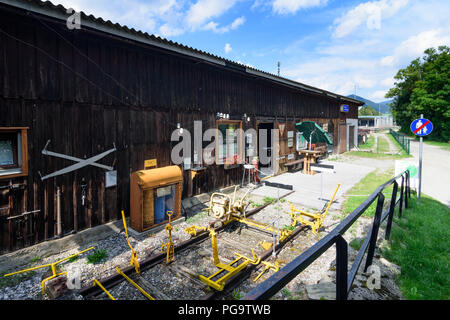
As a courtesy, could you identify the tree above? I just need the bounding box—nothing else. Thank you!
[386,46,450,141]
[359,106,381,116]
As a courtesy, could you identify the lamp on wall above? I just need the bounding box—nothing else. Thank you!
[177,123,183,135]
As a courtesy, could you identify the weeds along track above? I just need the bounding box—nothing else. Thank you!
[79,190,312,300]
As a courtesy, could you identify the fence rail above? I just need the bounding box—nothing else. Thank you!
[243,169,411,300]
[389,129,411,155]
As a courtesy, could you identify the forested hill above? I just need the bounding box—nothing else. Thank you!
[348,94,393,114]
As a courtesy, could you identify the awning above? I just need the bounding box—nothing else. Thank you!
[295,121,333,145]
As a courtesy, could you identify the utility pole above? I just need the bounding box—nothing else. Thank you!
[277,61,280,77]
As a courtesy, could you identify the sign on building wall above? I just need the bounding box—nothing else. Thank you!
[340,104,350,112]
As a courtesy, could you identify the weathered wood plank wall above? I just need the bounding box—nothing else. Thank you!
[0,7,359,253]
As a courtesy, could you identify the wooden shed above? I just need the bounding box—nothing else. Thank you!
[0,0,363,253]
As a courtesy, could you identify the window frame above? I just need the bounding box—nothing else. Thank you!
[215,120,243,170]
[0,127,29,179]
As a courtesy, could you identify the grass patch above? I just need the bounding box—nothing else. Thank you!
[186,210,209,224]
[282,225,295,232]
[341,169,394,218]
[346,150,411,160]
[423,140,450,151]
[86,249,108,265]
[30,256,41,264]
[377,136,391,153]
[359,135,375,150]
[381,194,450,300]
[349,237,364,251]
[0,270,36,289]
[232,289,244,300]
[263,196,277,205]
[386,133,409,156]
[248,199,263,208]
[67,255,79,263]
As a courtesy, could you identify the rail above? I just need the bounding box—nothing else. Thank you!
[243,169,411,300]
[389,129,411,155]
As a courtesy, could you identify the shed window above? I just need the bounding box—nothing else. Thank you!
[216,120,243,169]
[0,128,28,179]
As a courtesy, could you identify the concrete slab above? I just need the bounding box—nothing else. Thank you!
[251,161,375,211]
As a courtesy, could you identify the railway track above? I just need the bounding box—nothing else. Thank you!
[79,190,311,301]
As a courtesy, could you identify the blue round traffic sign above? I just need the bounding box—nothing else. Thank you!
[410,118,433,136]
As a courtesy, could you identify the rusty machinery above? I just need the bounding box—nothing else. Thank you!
[289,184,341,234]
[206,186,253,221]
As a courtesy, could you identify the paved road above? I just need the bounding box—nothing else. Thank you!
[410,139,450,206]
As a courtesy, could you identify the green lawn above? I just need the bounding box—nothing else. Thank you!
[341,168,394,218]
[345,150,411,160]
[386,133,409,156]
[423,140,450,151]
[381,194,450,300]
[377,135,391,153]
[359,135,375,150]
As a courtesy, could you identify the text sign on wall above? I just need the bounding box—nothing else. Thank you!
[340,104,350,112]
[145,159,157,169]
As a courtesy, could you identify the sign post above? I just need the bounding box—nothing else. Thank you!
[410,115,433,200]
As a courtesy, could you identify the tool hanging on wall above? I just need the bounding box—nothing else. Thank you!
[121,210,140,275]
[40,140,116,181]
[80,178,87,207]
[161,211,175,264]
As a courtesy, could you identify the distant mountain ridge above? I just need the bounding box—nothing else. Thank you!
[348,94,393,115]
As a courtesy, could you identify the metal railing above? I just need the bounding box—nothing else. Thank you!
[389,129,411,155]
[243,169,411,300]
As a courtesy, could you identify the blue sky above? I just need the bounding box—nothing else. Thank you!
[53,0,449,102]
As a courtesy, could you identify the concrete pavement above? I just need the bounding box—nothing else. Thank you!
[251,161,375,211]
[410,139,450,206]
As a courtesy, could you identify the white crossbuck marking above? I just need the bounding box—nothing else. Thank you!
[40,140,116,181]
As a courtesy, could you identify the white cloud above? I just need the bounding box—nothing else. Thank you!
[51,0,243,37]
[185,0,238,29]
[332,0,409,38]
[203,16,246,34]
[159,24,185,37]
[380,29,450,66]
[368,90,388,101]
[272,0,328,14]
[225,43,233,54]
[381,77,395,87]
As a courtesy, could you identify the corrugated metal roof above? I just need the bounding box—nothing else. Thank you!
[0,0,364,106]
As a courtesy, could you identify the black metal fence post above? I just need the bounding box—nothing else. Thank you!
[404,171,409,209]
[364,192,385,272]
[335,235,348,300]
[398,176,404,218]
[408,170,411,199]
[385,180,398,240]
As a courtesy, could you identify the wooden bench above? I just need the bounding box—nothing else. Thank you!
[284,158,304,172]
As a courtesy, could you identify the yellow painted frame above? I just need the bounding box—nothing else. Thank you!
[3,246,94,295]
[289,184,341,234]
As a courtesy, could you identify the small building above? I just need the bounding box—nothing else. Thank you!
[0,0,364,253]
[358,115,394,129]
